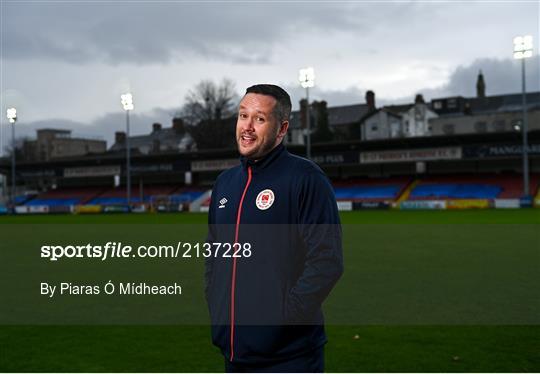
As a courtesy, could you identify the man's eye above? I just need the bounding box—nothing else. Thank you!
[239,113,247,119]
[257,117,265,122]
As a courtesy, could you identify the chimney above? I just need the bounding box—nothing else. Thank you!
[415,94,425,104]
[152,123,162,132]
[365,90,376,112]
[172,118,184,133]
[476,70,486,98]
[115,131,126,145]
[299,99,308,129]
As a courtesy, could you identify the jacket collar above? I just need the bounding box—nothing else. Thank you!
[240,143,286,173]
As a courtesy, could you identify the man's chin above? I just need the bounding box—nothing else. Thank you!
[238,146,257,159]
[238,141,279,161]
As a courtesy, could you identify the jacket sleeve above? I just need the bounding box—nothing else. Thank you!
[286,168,344,323]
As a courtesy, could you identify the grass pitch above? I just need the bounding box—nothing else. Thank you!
[0,209,538,372]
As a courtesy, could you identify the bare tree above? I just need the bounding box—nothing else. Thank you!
[181,78,239,125]
[180,79,240,149]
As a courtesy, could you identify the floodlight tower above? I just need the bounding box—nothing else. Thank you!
[6,108,17,210]
[299,67,315,159]
[513,35,533,197]
[120,93,134,207]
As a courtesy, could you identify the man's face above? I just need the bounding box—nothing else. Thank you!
[236,93,288,160]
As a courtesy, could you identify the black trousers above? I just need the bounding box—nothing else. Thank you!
[224,346,324,373]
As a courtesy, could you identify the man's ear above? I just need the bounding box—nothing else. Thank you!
[278,120,289,139]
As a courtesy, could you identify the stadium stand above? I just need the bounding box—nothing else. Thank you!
[410,184,501,200]
[149,188,207,212]
[168,189,206,204]
[408,173,540,200]
[22,185,208,212]
[16,185,204,207]
[15,194,35,205]
[333,176,412,202]
[24,187,106,206]
[13,173,540,213]
[87,185,178,205]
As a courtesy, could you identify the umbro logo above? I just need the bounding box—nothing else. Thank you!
[218,198,228,209]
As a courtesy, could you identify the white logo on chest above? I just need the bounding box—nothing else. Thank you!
[256,189,275,210]
[218,198,228,209]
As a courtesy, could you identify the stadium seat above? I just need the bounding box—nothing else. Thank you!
[27,198,81,206]
[408,173,540,200]
[410,184,501,199]
[332,176,412,202]
[334,185,401,200]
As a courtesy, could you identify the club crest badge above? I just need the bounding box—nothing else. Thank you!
[256,189,275,210]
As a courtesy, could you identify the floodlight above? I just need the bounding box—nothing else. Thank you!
[299,67,315,88]
[121,93,134,111]
[6,108,17,123]
[514,35,533,59]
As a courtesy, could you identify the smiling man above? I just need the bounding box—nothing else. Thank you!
[205,84,343,373]
[236,89,287,160]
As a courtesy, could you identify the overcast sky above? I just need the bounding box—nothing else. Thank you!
[1,1,539,152]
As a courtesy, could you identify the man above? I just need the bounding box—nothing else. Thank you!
[205,84,343,372]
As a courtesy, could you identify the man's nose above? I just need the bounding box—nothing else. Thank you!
[242,116,255,131]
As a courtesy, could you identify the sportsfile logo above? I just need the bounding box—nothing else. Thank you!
[218,197,228,209]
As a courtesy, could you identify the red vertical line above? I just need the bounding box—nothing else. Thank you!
[230,166,252,362]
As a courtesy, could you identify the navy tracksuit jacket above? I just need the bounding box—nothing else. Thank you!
[205,143,343,365]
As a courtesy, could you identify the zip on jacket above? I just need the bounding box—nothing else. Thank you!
[230,165,252,361]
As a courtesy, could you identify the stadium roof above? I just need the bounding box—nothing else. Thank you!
[109,126,193,153]
[290,103,371,129]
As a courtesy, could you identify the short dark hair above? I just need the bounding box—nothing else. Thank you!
[245,84,292,123]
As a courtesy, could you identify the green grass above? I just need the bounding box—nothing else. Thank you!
[0,209,539,372]
[0,208,537,224]
[1,325,538,372]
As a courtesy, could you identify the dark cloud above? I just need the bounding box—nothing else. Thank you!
[285,56,540,109]
[418,56,540,101]
[8,55,539,150]
[3,2,367,65]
